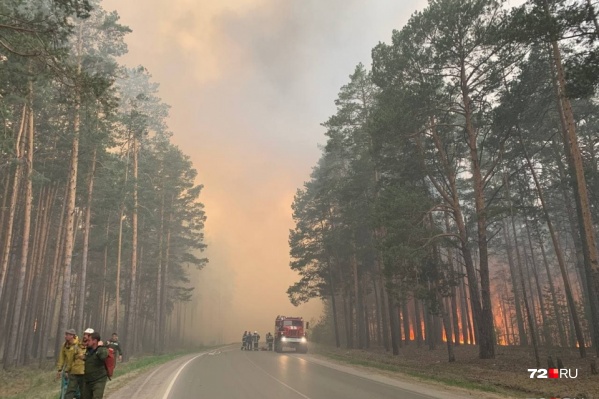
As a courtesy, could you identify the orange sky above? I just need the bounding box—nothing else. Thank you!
[101,0,430,343]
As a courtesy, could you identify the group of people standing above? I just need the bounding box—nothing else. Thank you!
[241,331,274,351]
[56,328,124,399]
[241,331,260,350]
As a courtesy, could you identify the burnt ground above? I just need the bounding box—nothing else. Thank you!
[314,343,599,399]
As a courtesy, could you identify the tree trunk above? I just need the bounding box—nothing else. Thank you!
[523,219,551,346]
[414,298,423,348]
[437,288,455,362]
[0,174,11,262]
[402,301,410,345]
[351,246,365,349]
[536,225,568,347]
[160,212,172,355]
[327,259,341,348]
[420,124,483,346]
[424,297,435,350]
[0,104,26,306]
[371,273,382,347]
[517,235,541,367]
[342,291,352,348]
[379,273,391,350]
[388,293,400,355]
[499,288,512,345]
[503,204,539,363]
[363,281,370,349]
[115,204,124,333]
[126,133,139,357]
[76,147,96,332]
[510,213,540,349]
[58,23,84,345]
[445,215,461,346]
[544,1,599,355]
[552,137,598,349]
[461,62,495,359]
[23,185,45,361]
[26,184,55,361]
[4,84,34,368]
[39,184,68,364]
[99,217,110,334]
[154,193,164,354]
[517,129,586,356]
[501,221,527,345]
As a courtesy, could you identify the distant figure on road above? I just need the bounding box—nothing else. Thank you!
[106,333,123,363]
[83,332,108,399]
[241,331,248,350]
[253,331,260,351]
[266,332,273,351]
[245,330,253,350]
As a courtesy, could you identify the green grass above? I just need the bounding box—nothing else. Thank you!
[0,345,222,399]
[317,350,505,395]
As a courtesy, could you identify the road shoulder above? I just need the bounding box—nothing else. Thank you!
[300,352,518,399]
[106,347,230,399]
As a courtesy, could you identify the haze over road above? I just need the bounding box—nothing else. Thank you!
[108,347,473,399]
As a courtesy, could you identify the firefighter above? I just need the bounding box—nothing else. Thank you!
[253,331,260,351]
[266,332,274,351]
[241,331,248,350]
[247,330,253,350]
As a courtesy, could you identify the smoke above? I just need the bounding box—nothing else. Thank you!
[103,0,427,343]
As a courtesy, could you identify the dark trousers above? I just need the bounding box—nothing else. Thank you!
[82,377,107,399]
[66,374,84,399]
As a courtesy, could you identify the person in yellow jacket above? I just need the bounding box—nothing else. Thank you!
[56,328,86,399]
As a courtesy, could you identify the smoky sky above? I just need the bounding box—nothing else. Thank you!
[102,0,430,343]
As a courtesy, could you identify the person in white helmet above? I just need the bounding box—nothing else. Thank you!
[252,331,260,351]
[83,328,94,346]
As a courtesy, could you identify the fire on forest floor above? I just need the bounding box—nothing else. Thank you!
[314,343,599,398]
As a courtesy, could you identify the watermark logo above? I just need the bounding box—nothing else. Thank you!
[528,368,579,379]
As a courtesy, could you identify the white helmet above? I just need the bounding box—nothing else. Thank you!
[84,328,94,334]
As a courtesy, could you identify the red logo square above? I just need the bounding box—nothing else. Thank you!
[548,368,559,379]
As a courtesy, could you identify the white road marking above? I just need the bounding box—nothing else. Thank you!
[161,353,207,399]
[245,354,312,399]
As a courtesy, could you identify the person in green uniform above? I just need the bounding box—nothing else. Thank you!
[57,328,84,399]
[106,333,123,363]
[82,332,108,399]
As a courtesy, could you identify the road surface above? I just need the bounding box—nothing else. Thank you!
[107,346,488,399]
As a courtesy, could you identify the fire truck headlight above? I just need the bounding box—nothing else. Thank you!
[301,337,307,343]
[281,337,287,342]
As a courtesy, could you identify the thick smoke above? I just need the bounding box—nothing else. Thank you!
[103,0,427,343]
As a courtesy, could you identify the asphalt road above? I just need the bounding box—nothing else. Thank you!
[152,348,470,399]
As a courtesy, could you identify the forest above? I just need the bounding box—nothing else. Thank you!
[0,0,207,368]
[289,0,599,366]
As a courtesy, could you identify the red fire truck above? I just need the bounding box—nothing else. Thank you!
[274,315,309,353]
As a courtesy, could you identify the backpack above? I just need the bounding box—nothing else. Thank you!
[104,347,115,380]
